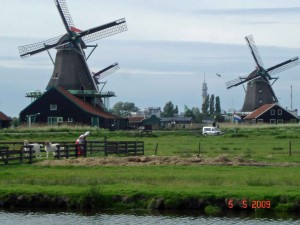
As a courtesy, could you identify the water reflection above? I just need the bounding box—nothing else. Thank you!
[0,209,299,225]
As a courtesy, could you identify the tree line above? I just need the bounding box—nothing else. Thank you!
[111,94,224,122]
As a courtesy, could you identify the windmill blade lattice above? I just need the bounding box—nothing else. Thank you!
[226,69,259,89]
[94,63,120,80]
[81,18,127,44]
[245,35,264,68]
[267,57,300,76]
[54,0,75,29]
[18,34,67,58]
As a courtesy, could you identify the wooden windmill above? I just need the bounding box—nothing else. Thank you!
[226,35,299,112]
[18,0,127,108]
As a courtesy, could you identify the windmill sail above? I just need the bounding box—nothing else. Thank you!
[55,0,75,30]
[267,57,299,75]
[245,35,264,68]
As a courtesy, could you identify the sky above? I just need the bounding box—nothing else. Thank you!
[1,0,300,117]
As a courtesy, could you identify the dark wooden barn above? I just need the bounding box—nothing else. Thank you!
[0,111,12,128]
[244,103,299,124]
[19,87,128,129]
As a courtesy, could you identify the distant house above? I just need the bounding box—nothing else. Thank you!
[128,115,161,129]
[160,117,192,128]
[128,116,145,128]
[244,103,299,124]
[19,87,128,129]
[0,111,12,128]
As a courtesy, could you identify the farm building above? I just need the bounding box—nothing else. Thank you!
[244,103,299,124]
[19,87,128,129]
[160,117,193,128]
[128,115,161,129]
[0,111,12,128]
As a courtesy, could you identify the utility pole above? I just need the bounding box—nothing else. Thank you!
[290,85,293,111]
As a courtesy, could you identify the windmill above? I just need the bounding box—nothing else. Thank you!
[18,0,127,108]
[225,35,299,112]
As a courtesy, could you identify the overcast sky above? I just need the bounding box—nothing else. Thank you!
[1,0,300,117]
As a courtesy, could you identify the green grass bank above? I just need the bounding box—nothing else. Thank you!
[0,164,299,212]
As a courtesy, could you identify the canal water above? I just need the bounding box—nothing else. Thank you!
[0,209,299,225]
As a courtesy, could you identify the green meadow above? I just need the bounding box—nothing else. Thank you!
[0,124,300,212]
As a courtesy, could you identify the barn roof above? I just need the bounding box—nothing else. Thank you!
[0,111,11,121]
[56,87,121,119]
[244,104,275,120]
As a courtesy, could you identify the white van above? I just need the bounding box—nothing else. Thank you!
[202,126,221,136]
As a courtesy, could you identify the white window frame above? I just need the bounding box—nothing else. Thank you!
[278,109,282,115]
[50,104,57,111]
[270,109,275,115]
[270,119,276,124]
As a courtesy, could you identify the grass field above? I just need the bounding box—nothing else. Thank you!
[0,124,300,212]
[2,123,300,163]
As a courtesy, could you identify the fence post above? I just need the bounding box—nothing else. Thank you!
[289,141,292,156]
[134,142,137,155]
[29,146,33,164]
[84,142,87,157]
[155,143,158,156]
[104,136,108,156]
[5,148,9,165]
[198,142,201,157]
[57,145,61,159]
[66,145,69,159]
[20,148,23,164]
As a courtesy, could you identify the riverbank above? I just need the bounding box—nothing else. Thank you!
[0,162,299,213]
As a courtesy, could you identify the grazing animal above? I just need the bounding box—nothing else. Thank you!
[23,140,42,158]
[44,142,63,158]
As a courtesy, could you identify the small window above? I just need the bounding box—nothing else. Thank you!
[257,119,263,123]
[278,109,282,115]
[270,119,276,124]
[270,109,275,115]
[67,118,73,122]
[50,104,57,111]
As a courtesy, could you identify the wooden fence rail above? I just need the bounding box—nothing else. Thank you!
[0,140,144,165]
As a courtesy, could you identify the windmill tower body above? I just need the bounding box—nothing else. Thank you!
[241,77,277,112]
[47,48,96,91]
[226,35,299,112]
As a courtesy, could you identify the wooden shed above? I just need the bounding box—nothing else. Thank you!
[244,103,299,124]
[19,87,128,129]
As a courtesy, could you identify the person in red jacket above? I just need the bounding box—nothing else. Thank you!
[75,131,89,156]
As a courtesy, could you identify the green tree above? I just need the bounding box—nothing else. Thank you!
[209,94,215,115]
[215,96,221,115]
[162,101,176,117]
[174,105,179,115]
[112,102,139,117]
[123,102,139,113]
[192,107,202,123]
[184,109,195,119]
